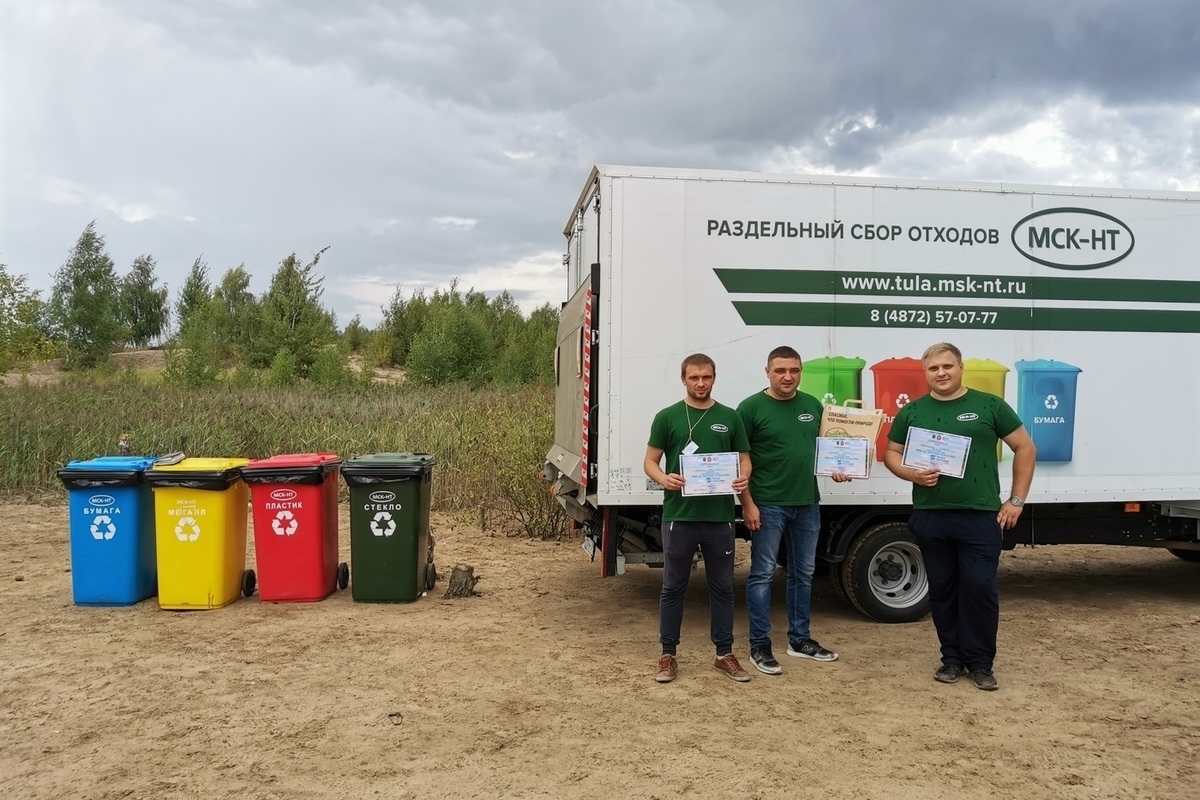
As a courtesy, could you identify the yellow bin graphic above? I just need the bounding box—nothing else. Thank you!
[962,358,1010,461]
[145,458,252,610]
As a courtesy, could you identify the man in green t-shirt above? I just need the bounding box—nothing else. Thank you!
[884,342,1036,691]
[738,346,851,676]
[645,353,752,684]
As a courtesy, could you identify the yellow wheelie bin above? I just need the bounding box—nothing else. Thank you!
[144,457,253,610]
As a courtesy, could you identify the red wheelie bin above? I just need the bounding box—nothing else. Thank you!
[242,453,347,602]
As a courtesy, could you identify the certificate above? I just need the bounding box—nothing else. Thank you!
[901,426,971,479]
[815,437,870,479]
[679,452,740,497]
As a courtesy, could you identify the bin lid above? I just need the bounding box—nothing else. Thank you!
[342,452,436,479]
[62,455,159,472]
[245,452,340,469]
[57,455,159,488]
[1014,359,1082,373]
[803,356,866,371]
[963,357,1009,373]
[145,457,249,490]
[870,357,924,371]
[242,452,342,484]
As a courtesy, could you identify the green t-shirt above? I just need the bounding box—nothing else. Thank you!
[648,400,750,522]
[736,389,823,506]
[888,388,1022,511]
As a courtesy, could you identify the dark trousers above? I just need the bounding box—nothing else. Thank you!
[659,521,736,657]
[907,509,1002,671]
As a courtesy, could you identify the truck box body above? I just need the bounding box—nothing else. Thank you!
[545,165,1200,619]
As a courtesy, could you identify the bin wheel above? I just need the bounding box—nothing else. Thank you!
[337,562,350,590]
[241,569,257,597]
[424,562,437,592]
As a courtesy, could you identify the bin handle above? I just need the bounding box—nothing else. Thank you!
[154,451,186,466]
[841,399,866,408]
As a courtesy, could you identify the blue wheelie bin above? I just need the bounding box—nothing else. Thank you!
[57,455,159,605]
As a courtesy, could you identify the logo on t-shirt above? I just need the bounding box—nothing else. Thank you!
[957,413,979,421]
[798,413,815,423]
[710,423,729,432]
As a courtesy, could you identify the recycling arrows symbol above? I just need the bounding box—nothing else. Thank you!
[821,392,837,405]
[896,393,911,408]
[174,516,201,542]
[1044,394,1059,410]
[370,511,396,537]
[271,509,299,536]
[89,514,117,540]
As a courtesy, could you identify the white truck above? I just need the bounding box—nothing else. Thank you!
[542,165,1200,623]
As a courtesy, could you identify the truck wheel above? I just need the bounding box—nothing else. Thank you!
[1167,547,1200,563]
[828,561,851,605]
[841,522,929,623]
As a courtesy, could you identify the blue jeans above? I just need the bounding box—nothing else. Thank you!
[746,504,820,646]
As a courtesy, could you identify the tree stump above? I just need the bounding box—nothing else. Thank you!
[443,564,481,598]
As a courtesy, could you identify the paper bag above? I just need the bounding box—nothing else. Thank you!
[819,399,884,442]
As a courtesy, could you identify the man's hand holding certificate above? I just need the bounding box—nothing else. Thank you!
[901,426,971,479]
[679,452,742,497]
[815,437,870,479]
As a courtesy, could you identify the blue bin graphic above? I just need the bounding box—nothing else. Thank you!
[1015,360,1082,463]
[58,456,159,605]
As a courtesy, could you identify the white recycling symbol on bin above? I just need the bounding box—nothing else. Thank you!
[271,509,299,536]
[174,516,201,542]
[89,514,117,541]
[821,392,837,405]
[896,393,911,408]
[1044,394,1059,410]
[370,511,396,537]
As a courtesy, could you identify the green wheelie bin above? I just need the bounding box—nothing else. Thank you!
[341,453,436,602]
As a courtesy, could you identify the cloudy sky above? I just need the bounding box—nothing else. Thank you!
[3,1,1199,326]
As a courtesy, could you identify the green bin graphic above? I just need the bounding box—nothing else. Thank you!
[799,356,866,406]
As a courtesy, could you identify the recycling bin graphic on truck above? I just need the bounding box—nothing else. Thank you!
[799,356,865,406]
[1016,360,1083,462]
[870,357,929,462]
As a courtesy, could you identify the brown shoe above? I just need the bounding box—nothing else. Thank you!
[714,653,751,682]
[655,654,678,683]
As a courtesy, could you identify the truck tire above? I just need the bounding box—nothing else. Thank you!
[828,561,850,605]
[841,522,929,623]
[1167,547,1200,563]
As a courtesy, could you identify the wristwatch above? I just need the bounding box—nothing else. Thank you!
[1007,496,1024,507]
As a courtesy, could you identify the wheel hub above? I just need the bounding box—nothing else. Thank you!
[875,555,904,583]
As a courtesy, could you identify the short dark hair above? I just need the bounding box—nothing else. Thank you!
[680,353,716,377]
[767,346,801,365]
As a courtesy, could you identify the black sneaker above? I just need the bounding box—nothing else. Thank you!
[934,663,968,684]
[750,643,782,675]
[786,638,838,662]
[971,669,999,691]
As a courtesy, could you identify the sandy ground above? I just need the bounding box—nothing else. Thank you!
[2,503,1198,800]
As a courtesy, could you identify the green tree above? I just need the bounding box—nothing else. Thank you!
[175,257,211,335]
[340,314,368,354]
[209,265,259,361]
[496,302,559,385]
[406,301,492,386]
[119,255,170,348]
[0,263,58,371]
[377,286,430,366]
[251,248,337,374]
[48,221,123,369]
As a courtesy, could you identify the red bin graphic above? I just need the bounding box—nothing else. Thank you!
[243,453,347,602]
[870,358,930,462]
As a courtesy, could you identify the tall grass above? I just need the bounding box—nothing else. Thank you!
[0,376,563,535]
